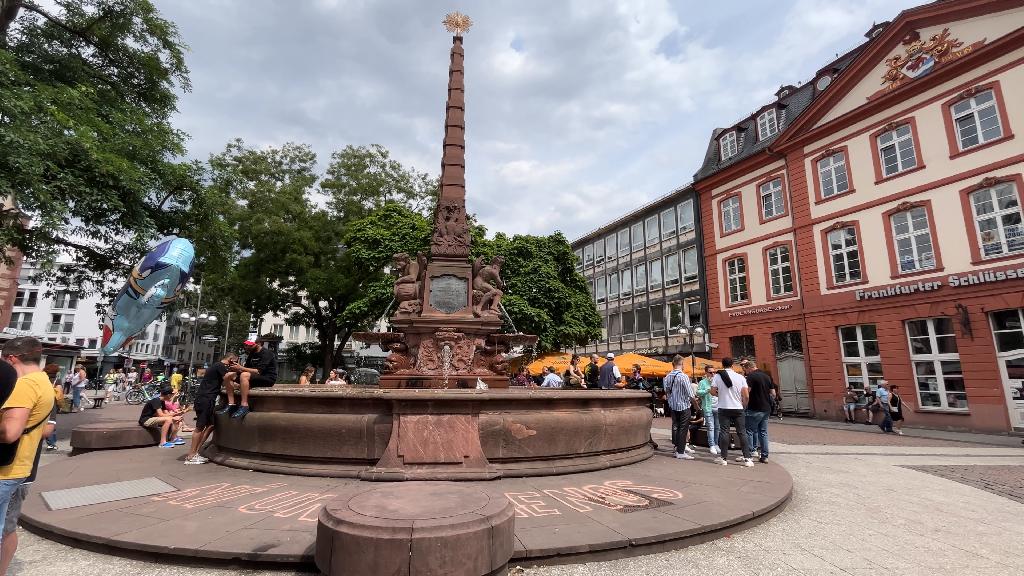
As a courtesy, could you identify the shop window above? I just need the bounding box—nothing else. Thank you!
[991,309,1024,353]
[906,318,967,410]
[757,109,778,140]
[663,252,680,287]
[719,131,738,160]
[969,181,1023,259]
[889,206,936,273]
[622,309,635,339]
[730,335,755,359]
[660,207,676,239]
[13,290,37,308]
[645,215,660,246]
[678,200,695,232]
[620,268,632,298]
[720,195,742,234]
[682,246,698,282]
[648,259,663,290]
[876,123,918,177]
[605,234,617,263]
[817,150,850,199]
[951,89,1003,151]
[631,222,644,252]
[765,244,794,297]
[650,305,666,336]
[839,324,884,393]
[827,226,862,285]
[759,178,786,221]
[594,240,605,266]
[8,312,32,331]
[725,256,748,305]
[584,244,594,267]
[617,229,630,256]
[608,273,619,300]
[633,263,647,294]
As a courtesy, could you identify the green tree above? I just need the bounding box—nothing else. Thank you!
[0,0,213,292]
[473,230,601,352]
[208,140,433,376]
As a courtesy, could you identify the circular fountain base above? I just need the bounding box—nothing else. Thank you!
[210,387,654,480]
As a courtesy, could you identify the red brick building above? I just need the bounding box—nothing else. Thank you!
[694,0,1024,433]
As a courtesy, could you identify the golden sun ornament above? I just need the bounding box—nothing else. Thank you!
[443,12,472,36]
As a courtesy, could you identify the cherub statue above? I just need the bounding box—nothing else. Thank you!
[393,252,426,316]
[472,256,505,317]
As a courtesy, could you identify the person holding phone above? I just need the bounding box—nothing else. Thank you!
[185,352,238,465]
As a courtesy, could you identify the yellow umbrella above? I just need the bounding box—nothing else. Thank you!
[613,353,674,378]
[525,352,574,375]
[679,357,723,379]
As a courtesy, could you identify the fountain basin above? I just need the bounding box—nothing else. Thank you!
[209,386,653,480]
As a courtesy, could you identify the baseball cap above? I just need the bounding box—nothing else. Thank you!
[243,340,257,346]
[606,353,615,359]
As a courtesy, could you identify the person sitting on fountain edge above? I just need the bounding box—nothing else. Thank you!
[218,340,277,420]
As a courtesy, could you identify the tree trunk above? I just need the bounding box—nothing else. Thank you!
[0,0,22,48]
[320,334,335,380]
[332,333,350,371]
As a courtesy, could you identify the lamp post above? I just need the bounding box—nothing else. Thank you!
[680,324,707,379]
[178,283,218,377]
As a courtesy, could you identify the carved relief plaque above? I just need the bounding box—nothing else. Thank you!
[429,274,468,314]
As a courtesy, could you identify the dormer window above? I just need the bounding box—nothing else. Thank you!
[757,109,778,140]
[720,131,738,160]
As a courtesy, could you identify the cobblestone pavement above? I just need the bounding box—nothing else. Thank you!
[7,416,1023,576]
[902,464,1024,504]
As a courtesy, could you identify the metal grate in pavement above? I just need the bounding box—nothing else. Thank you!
[41,477,177,511]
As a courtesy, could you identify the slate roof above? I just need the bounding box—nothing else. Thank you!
[692,38,877,183]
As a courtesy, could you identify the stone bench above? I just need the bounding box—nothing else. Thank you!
[70,422,161,452]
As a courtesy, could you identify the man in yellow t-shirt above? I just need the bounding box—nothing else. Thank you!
[0,337,55,555]
[170,369,183,394]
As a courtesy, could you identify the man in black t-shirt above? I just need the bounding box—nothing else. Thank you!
[138,386,182,447]
[740,360,777,463]
[218,340,277,420]
[185,352,236,465]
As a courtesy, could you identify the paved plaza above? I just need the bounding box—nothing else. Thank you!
[3,405,1020,576]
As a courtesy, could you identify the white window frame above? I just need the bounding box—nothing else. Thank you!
[631,222,644,252]
[891,207,936,273]
[574,249,583,271]
[644,215,660,246]
[605,234,617,263]
[719,131,738,160]
[952,89,1002,151]
[583,244,594,267]
[686,300,702,328]
[648,259,663,290]
[766,245,793,297]
[817,151,850,199]
[877,123,917,177]
[595,276,606,304]
[663,252,680,287]
[839,324,884,393]
[828,227,862,285]
[721,196,741,233]
[608,273,619,300]
[660,208,676,239]
[288,325,300,340]
[726,257,748,304]
[667,301,684,332]
[677,199,694,232]
[13,290,37,308]
[633,263,647,294]
[48,313,74,334]
[52,290,79,310]
[272,324,284,337]
[594,240,605,266]
[620,268,632,298]
[617,229,630,256]
[906,318,967,411]
[970,181,1023,259]
[759,178,785,220]
[757,109,778,140]
[8,312,33,331]
[682,246,698,282]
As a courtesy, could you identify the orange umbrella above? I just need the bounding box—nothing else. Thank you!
[678,357,723,379]
[613,353,673,378]
[525,352,575,375]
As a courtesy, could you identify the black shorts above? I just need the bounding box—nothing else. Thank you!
[194,394,217,429]
[250,375,276,388]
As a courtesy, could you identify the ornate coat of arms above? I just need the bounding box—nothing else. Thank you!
[869,28,986,100]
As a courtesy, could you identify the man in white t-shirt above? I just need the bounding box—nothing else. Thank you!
[710,357,753,467]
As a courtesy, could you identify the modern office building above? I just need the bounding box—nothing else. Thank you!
[695,0,1024,432]
[569,185,710,362]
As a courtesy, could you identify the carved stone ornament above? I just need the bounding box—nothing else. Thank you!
[431,199,470,257]
[471,256,505,318]
[881,121,902,133]
[973,176,1005,191]
[959,85,983,100]
[472,339,509,375]
[385,341,414,373]
[895,200,920,212]
[829,221,848,231]
[416,328,475,373]
[393,252,427,316]
[818,148,838,160]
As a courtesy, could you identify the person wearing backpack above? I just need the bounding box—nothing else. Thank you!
[663,355,695,460]
[0,337,56,567]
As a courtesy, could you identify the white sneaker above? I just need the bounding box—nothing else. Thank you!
[193,455,209,463]
[184,455,207,465]
[684,444,694,453]
[709,445,720,455]
[743,458,755,467]
[896,430,903,435]
[734,456,746,463]
[713,457,728,466]
[675,452,695,460]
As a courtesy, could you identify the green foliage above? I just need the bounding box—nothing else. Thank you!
[207,140,432,373]
[0,0,211,293]
[472,231,601,352]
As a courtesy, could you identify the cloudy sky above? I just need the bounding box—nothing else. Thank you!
[155,0,921,241]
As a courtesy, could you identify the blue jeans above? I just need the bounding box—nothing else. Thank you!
[745,410,770,458]
[0,478,27,545]
[879,405,893,432]
[72,386,83,409]
[704,409,718,449]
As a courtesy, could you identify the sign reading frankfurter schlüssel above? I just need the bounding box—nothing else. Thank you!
[855,266,1024,301]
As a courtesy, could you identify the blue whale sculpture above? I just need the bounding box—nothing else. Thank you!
[100,237,195,355]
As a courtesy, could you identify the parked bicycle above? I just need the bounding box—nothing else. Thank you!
[124,381,162,405]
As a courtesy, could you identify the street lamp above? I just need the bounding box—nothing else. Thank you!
[178,281,218,377]
[679,324,707,379]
